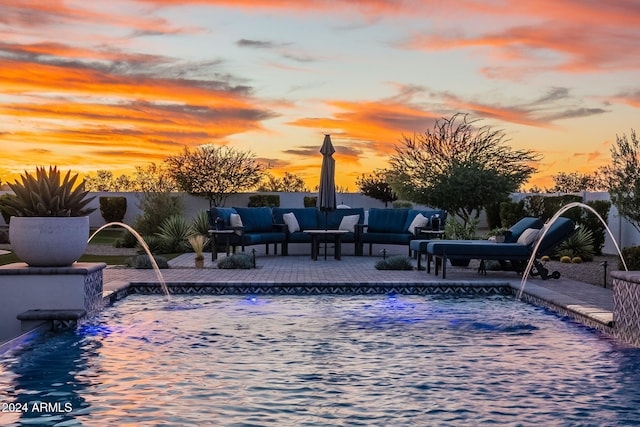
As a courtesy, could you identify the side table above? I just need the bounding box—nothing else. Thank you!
[208,229,236,261]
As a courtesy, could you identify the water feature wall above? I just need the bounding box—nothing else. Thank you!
[0,263,105,343]
[611,271,640,347]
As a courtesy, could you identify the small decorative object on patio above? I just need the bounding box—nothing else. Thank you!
[0,166,96,267]
[188,234,209,268]
[217,253,254,269]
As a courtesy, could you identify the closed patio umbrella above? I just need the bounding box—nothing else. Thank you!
[317,134,337,220]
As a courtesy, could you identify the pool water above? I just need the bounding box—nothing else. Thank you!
[1,294,640,426]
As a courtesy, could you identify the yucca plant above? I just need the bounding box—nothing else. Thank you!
[155,215,193,253]
[0,166,95,217]
[554,227,595,262]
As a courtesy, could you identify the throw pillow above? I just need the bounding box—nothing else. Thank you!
[283,212,300,233]
[339,214,360,232]
[407,213,429,235]
[230,213,243,235]
[517,228,540,246]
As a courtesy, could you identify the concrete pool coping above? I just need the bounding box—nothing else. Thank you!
[102,252,615,335]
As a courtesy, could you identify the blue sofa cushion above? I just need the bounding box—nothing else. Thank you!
[273,208,319,230]
[233,207,274,232]
[241,232,285,245]
[367,208,408,233]
[208,207,237,227]
[361,232,413,245]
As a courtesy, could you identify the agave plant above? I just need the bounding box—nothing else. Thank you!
[554,227,595,262]
[0,166,96,217]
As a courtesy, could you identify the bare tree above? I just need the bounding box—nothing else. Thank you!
[258,172,308,192]
[165,144,265,207]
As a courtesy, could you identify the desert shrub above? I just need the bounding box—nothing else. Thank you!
[375,255,414,270]
[126,254,169,269]
[217,253,254,269]
[445,217,478,240]
[248,194,280,207]
[392,201,413,208]
[303,196,317,207]
[560,256,572,263]
[99,196,127,223]
[620,246,640,270]
[571,256,583,264]
[134,192,183,237]
[540,255,550,262]
[554,227,595,261]
[156,215,193,253]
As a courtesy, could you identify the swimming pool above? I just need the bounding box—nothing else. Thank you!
[1,294,639,426]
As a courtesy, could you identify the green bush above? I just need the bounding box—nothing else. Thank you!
[137,235,163,254]
[392,201,413,208]
[499,200,526,228]
[554,227,595,261]
[445,217,478,240]
[375,255,414,270]
[584,200,611,255]
[156,215,192,253]
[248,194,280,207]
[126,254,169,269]
[0,194,14,224]
[620,246,640,270]
[303,196,317,208]
[99,196,127,223]
[133,192,183,237]
[217,253,254,269]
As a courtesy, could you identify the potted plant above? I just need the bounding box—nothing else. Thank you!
[0,166,96,267]
[188,234,209,268]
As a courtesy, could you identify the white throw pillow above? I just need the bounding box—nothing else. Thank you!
[407,213,429,235]
[230,213,243,235]
[283,212,300,233]
[517,228,539,246]
[339,214,360,232]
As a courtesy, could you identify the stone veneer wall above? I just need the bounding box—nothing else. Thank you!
[611,271,640,347]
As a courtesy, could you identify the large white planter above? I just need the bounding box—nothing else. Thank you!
[9,216,89,267]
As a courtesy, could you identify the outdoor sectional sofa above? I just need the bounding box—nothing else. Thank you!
[422,216,576,279]
[208,207,287,255]
[356,208,447,256]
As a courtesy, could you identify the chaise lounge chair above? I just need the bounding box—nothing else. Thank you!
[424,216,576,279]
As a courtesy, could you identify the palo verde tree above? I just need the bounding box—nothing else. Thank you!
[165,144,265,207]
[356,169,398,207]
[258,171,308,192]
[388,113,541,225]
[607,129,640,233]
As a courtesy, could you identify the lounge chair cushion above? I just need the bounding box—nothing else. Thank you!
[517,228,540,246]
[339,214,360,232]
[407,213,429,235]
[283,212,300,233]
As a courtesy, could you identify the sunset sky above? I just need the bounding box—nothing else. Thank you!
[1,0,639,191]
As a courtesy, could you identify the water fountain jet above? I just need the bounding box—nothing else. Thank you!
[89,222,171,301]
[517,202,628,300]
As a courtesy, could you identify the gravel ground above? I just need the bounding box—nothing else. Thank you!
[545,254,620,289]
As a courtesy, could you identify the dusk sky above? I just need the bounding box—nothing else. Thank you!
[1,0,639,190]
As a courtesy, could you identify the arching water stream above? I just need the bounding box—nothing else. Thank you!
[517,202,628,300]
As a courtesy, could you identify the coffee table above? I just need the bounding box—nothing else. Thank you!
[306,229,349,260]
